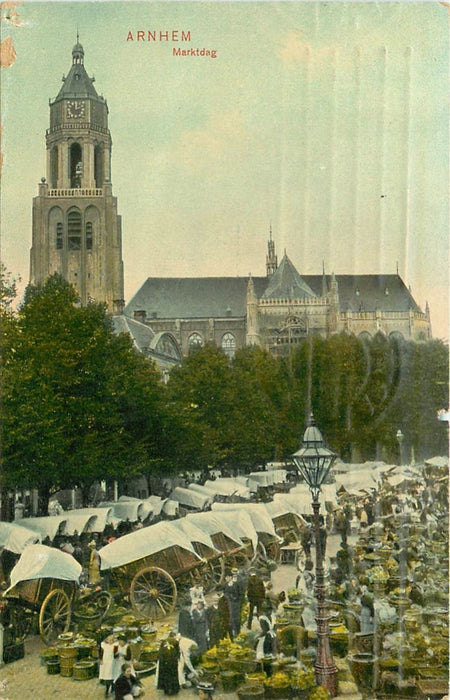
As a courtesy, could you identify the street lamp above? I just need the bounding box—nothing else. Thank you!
[292,414,338,697]
[396,429,404,466]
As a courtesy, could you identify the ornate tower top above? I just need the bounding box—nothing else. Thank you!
[54,39,100,103]
[266,224,278,277]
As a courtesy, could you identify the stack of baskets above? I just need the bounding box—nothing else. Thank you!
[43,634,98,681]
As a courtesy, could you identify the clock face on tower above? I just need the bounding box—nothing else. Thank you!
[66,100,86,119]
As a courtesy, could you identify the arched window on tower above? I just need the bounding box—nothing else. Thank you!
[188,333,203,354]
[56,222,63,250]
[50,146,58,189]
[221,332,236,359]
[94,145,103,188]
[85,222,93,250]
[67,210,82,250]
[69,143,82,188]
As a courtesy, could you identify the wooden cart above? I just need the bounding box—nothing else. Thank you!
[99,520,220,621]
[2,545,111,645]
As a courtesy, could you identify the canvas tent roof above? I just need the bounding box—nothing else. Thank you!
[170,487,212,510]
[0,522,40,554]
[212,503,278,537]
[169,518,218,552]
[99,520,201,570]
[7,544,81,591]
[184,512,246,549]
[19,515,67,541]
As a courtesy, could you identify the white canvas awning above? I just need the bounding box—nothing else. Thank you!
[146,496,165,517]
[19,515,68,541]
[212,502,278,537]
[118,496,154,520]
[200,509,259,552]
[184,512,247,549]
[7,544,81,591]
[0,522,40,554]
[68,507,117,531]
[98,501,147,522]
[99,520,201,570]
[170,487,212,510]
[169,518,219,552]
[188,483,219,500]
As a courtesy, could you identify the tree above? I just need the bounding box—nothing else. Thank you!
[1,274,167,511]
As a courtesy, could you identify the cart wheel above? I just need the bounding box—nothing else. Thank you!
[265,541,281,563]
[205,556,225,590]
[130,566,177,620]
[8,605,33,642]
[94,590,113,619]
[39,588,71,645]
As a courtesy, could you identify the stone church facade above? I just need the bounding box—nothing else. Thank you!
[30,42,432,366]
[125,236,431,359]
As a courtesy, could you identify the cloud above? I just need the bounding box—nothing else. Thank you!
[279,30,334,68]
[163,110,249,171]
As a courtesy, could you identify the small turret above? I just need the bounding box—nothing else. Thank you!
[266,225,278,277]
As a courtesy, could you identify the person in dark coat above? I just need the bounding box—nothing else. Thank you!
[224,570,242,639]
[217,588,231,640]
[206,594,222,647]
[156,632,180,695]
[114,663,143,699]
[191,600,208,654]
[246,570,266,629]
[177,599,195,640]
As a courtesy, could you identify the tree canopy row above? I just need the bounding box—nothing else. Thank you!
[1,271,448,512]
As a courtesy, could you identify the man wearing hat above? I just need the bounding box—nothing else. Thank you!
[88,539,101,584]
[224,569,242,639]
[246,569,266,629]
[197,682,214,700]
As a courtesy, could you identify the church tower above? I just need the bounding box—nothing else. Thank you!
[30,39,124,313]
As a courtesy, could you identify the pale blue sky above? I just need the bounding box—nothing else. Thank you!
[1,1,448,339]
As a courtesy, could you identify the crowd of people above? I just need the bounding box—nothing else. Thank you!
[152,567,286,696]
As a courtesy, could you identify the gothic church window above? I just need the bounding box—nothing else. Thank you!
[56,222,63,249]
[221,332,236,359]
[86,222,93,250]
[67,210,82,250]
[188,333,203,353]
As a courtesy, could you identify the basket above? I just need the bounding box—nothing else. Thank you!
[41,647,59,667]
[58,644,78,659]
[263,683,291,699]
[46,659,60,675]
[237,683,265,700]
[221,670,242,692]
[73,660,96,681]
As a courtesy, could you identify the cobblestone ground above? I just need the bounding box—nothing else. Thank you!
[0,538,362,700]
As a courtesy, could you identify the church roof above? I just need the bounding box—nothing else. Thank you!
[125,273,422,320]
[308,274,422,313]
[111,315,156,353]
[125,277,268,319]
[262,253,316,299]
[54,43,99,101]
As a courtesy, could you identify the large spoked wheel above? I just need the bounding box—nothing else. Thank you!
[203,556,225,592]
[265,540,281,563]
[130,566,177,620]
[39,588,71,645]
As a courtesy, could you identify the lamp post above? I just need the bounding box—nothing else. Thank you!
[292,414,338,697]
[396,429,404,466]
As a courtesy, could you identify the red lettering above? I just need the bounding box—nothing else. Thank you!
[137,31,145,41]
[126,31,134,42]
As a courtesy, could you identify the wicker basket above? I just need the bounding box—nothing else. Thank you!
[263,683,291,699]
[46,659,60,675]
[221,670,243,692]
[73,660,96,681]
[237,683,265,700]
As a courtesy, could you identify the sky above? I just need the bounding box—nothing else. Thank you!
[1,1,449,340]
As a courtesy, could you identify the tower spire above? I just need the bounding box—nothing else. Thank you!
[266,224,278,277]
